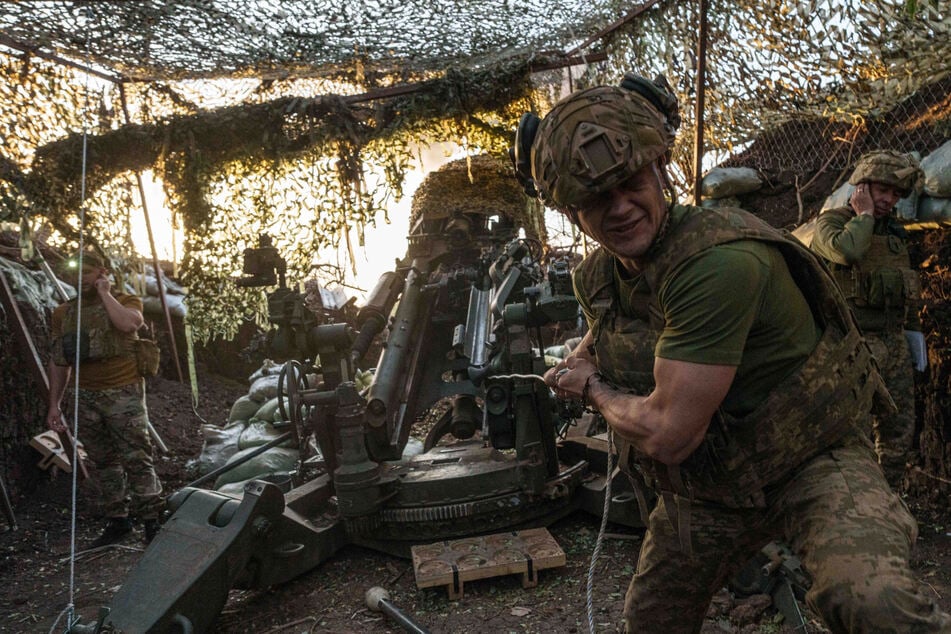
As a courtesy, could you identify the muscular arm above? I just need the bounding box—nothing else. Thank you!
[46,360,71,432]
[553,355,735,465]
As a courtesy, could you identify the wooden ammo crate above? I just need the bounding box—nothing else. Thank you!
[411,527,566,599]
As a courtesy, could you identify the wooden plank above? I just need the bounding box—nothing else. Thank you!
[411,527,566,599]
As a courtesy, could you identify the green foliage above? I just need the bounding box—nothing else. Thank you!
[2,2,949,340]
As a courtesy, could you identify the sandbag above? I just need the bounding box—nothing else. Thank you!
[248,359,282,383]
[142,294,187,317]
[238,419,297,450]
[136,273,186,297]
[917,196,951,222]
[791,217,818,247]
[197,421,246,475]
[249,374,282,402]
[895,189,919,220]
[213,446,299,488]
[253,396,288,423]
[229,395,260,423]
[700,168,762,199]
[921,140,951,197]
[821,182,853,212]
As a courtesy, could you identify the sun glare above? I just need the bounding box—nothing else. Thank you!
[128,145,465,299]
[129,169,181,263]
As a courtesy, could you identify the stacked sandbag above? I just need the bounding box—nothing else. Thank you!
[195,359,306,495]
[134,265,187,317]
[700,167,763,209]
[917,141,951,223]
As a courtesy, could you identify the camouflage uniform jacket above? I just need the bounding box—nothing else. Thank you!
[573,204,888,509]
[812,206,921,332]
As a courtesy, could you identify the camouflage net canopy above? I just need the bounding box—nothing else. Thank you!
[1,0,949,339]
[0,0,617,83]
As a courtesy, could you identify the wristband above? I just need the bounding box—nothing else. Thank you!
[581,373,602,411]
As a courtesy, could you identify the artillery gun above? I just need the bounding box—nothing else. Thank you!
[70,157,642,633]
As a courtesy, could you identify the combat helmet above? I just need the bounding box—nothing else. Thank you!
[848,150,923,197]
[511,73,680,213]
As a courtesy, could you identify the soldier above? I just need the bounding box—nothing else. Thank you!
[511,74,950,631]
[46,249,163,547]
[810,151,926,484]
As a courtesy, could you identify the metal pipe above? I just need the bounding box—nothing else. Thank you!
[365,267,425,429]
[692,0,710,206]
[183,432,293,489]
[147,421,169,454]
[365,587,430,634]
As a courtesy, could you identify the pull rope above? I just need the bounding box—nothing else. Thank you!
[587,426,614,634]
[63,11,95,631]
[489,371,616,633]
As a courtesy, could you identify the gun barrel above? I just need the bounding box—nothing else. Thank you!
[366,268,425,429]
[463,286,492,369]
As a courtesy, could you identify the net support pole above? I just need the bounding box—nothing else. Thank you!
[692,0,710,206]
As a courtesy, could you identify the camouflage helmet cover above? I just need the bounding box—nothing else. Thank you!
[848,150,923,196]
[530,86,673,211]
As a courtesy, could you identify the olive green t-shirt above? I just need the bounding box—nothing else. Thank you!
[579,237,821,417]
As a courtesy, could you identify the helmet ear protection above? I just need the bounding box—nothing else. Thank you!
[619,73,681,147]
[510,112,541,198]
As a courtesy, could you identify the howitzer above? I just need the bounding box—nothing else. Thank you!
[70,208,641,633]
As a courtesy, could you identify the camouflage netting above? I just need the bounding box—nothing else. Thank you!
[409,154,547,244]
[2,1,950,339]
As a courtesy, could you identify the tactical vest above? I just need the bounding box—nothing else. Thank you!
[52,296,138,366]
[573,205,887,512]
[821,208,920,332]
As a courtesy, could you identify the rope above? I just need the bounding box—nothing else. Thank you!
[65,9,95,630]
[489,372,548,382]
[586,426,614,634]
[492,370,615,633]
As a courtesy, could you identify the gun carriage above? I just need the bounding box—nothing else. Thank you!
[72,157,642,633]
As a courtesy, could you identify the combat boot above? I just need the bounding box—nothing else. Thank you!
[143,518,161,544]
[89,517,133,548]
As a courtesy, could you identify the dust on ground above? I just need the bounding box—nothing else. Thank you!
[1,372,950,634]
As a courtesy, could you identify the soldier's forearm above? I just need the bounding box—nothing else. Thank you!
[98,291,144,332]
[47,361,70,407]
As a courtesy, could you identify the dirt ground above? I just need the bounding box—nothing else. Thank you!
[1,371,950,634]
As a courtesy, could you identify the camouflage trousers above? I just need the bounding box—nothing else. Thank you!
[78,380,163,520]
[867,331,917,477]
[624,435,950,633]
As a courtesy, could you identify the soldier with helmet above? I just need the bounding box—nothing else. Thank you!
[46,249,164,548]
[512,74,949,631]
[811,151,926,484]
